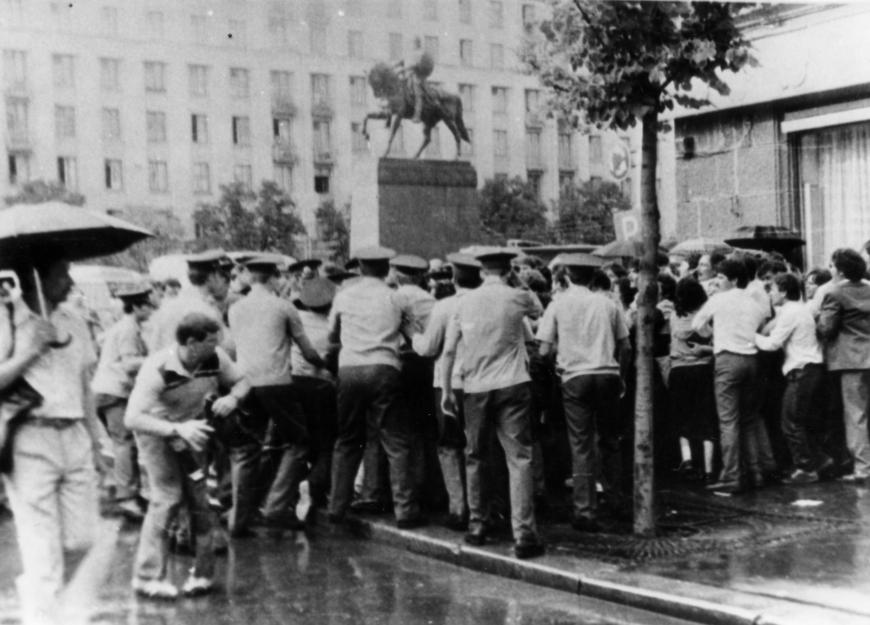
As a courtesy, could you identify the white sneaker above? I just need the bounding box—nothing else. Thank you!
[181,573,214,597]
[132,578,179,600]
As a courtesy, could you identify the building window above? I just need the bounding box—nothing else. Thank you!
[559,170,575,189]
[350,76,367,107]
[589,134,603,166]
[348,30,363,58]
[191,14,208,44]
[274,163,293,193]
[389,33,403,62]
[147,10,164,38]
[271,70,292,100]
[144,61,166,93]
[101,6,118,35]
[351,122,367,153]
[493,129,508,158]
[5,99,27,144]
[273,116,292,142]
[526,129,542,169]
[104,158,122,190]
[459,84,475,113]
[189,64,209,97]
[52,54,75,89]
[313,120,332,160]
[459,0,472,24]
[492,86,508,115]
[311,74,331,108]
[102,108,121,142]
[423,0,437,20]
[459,40,473,67]
[527,171,542,198]
[191,114,209,144]
[57,156,77,190]
[558,132,574,170]
[489,1,504,28]
[100,58,120,92]
[54,105,75,140]
[424,36,439,62]
[229,68,250,98]
[310,25,327,56]
[522,4,536,30]
[233,164,252,190]
[193,162,211,194]
[146,111,166,143]
[490,44,504,71]
[228,19,246,46]
[314,170,330,194]
[7,153,30,185]
[525,89,541,113]
[3,50,27,91]
[148,160,168,193]
[232,116,251,146]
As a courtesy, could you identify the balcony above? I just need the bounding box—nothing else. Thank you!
[525,111,544,128]
[271,96,297,116]
[5,132,31,152]
[311,101,334,119]
[4,83,29,99]
[272,140,298,164]
[313,148,334,165]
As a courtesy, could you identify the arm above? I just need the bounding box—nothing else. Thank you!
[118,322,147,375]
[755,307,795,352]
[535,303,556,358]
[286,306,327,369]
[327,300,341,346]
[211,349,252,417]
[0,318,53,391]
[440,315,461,417]
[412,304,447,357]
[691,298,715,337]
[817,292,843,341]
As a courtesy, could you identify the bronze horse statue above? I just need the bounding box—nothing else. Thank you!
[362,62,471,159]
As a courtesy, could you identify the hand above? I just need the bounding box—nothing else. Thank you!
[441,394,457,419]
[174,420,214,452]
[210,395,239,418]
[20,318,57,357]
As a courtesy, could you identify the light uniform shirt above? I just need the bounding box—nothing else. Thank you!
[692,288,768,356]
[228,284,308,387]
[536,284,628,382]
[291,309,333,381]
[396,284,435,335]
[754,300,823,375]
[444,275,542,394]
[9,306,97,419]
[328,276,415,370]
[91,314,147,398]
[146,286,232,354]
[125,345,241,425]
[412,288,469,390]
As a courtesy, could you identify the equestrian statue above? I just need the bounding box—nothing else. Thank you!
[362,41,471,160]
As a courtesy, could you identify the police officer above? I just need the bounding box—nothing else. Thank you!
[327,246,425,528]
[536,253,630,532]
[441,249,544,559]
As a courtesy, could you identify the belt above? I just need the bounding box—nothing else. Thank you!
[25,417,82,429]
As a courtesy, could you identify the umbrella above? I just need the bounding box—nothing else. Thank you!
[724,225,804,254]
[669,237,732,257]
[592,238,667,258]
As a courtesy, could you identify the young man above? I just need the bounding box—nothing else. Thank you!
[692,258,777,494]
[91,285,154,519]
[125,313,250,599]
[755,273,827,483]
[536,253,630,531]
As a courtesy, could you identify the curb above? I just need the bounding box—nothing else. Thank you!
[324,512,868,625]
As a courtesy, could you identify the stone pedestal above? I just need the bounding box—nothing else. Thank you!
[351,158,480,259]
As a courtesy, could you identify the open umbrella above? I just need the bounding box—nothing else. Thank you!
[669,237,732,257]
[592,238,644,258]
[724,225,804,254]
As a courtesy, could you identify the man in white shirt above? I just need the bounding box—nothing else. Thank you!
[755,273,827,483]
[693,258,777,494]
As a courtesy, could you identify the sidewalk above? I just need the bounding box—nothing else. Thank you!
[321,479,870,625]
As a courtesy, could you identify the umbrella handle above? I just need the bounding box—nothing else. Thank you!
[31,268,72,348]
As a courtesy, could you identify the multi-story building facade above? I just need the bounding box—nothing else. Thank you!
[1,0,637,241]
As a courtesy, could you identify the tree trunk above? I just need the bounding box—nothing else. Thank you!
[633,109,660,536]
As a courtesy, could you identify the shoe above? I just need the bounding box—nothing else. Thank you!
[783,468,819,484]
[705,481,743,495]
[571,516,601,533]
[816,457,836,480]
[464,524,487,546]
[181,573,214,597]
[396,516,428,530]
[132,578,179,600]
[839,473,868,485]
[674,459,694,476]
[514,540,545,560]
[443,514,468,532]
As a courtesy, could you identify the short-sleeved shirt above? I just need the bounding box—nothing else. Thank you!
[291,310,333,381]
[328,276,414,370]
[692,288,768,355]
[396,284,435,334]
[146,287,231,354]
[444,275,542,394]
[412,288,470,390]
[228,285,308,387]
[125,345,242,425]
[91,314,147,398]
[536,284,627,382]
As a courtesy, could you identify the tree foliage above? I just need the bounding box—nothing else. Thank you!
[192,181,306,255]
[4,179,85,206]
[477,176,551,243]
[102,209,189,273]
[315,200,351,264]
[555,180,626,244]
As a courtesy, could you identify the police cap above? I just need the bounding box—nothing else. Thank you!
[287,258,323,273]
[243,255,281,273]
[446,253,482,270]
[352,246,396,262]
[475,248,518,270]
[187,249,231,271]
[389,254,428,274]
[115,284,152,301]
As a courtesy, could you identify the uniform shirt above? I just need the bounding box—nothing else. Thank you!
[328,276,415,370]
[444,275,542,394]
[8,305,97,419]
[125,345,241,424]
[290,309,333,381]
[146,286,231,354]
[396,284,435,333]
[91,314,147,398]
[692,288,768,355]
[536,284,627,382]
[754,300,823,374]
[412,288,469,390]
[228,284,308,387]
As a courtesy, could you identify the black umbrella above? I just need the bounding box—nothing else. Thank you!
[724,225,804,255]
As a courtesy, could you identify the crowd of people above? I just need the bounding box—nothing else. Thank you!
[2,238,870,623]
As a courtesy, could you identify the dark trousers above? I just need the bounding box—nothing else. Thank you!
[434,388,467,519]
[293,375,337,506]
[329,365,418,521]
[781,364,826,471]
[561,373,623,519]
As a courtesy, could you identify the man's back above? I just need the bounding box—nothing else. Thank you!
[819,281,870,370]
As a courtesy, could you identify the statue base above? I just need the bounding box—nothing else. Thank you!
[351,158,480,259]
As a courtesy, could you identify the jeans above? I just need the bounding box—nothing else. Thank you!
[2,420,97,625]
[781,364,826,471]
[134,433,219,582]
[329,365,418,521]
[840,370,870,479]
[97,395,140,500]
[463,382,538,543]
[561,374,623,520]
